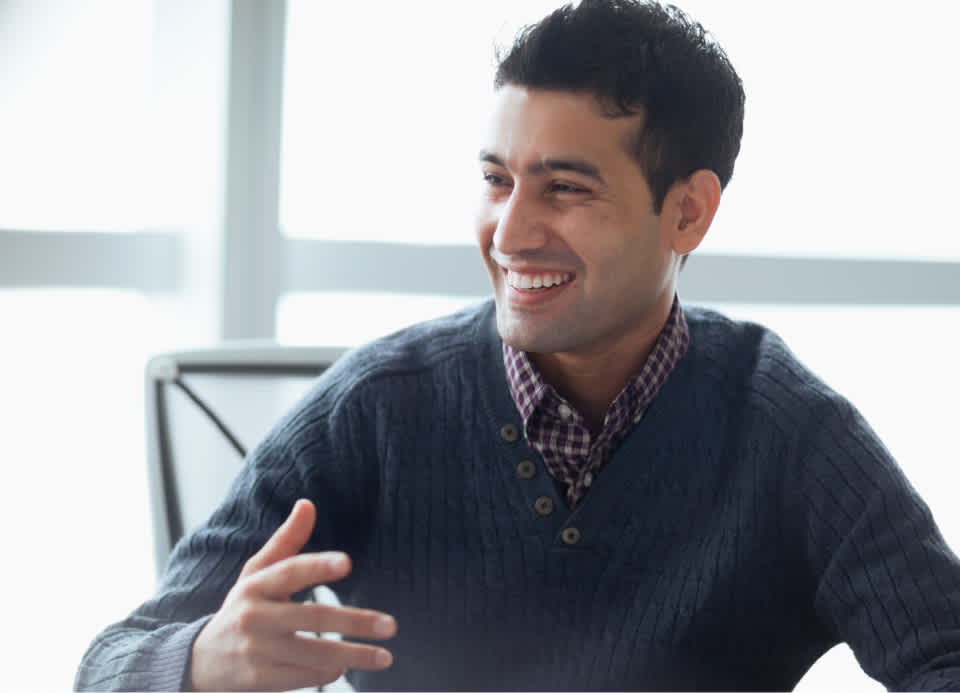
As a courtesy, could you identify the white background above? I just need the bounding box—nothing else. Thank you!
[1,1,958,689]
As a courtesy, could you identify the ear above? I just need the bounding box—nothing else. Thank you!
[662,169,722,256]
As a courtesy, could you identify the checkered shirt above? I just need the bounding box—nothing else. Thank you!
[503,298,689,508]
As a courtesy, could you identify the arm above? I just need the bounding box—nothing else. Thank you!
[188,499,395,691]
[75,368,393,691]
[75,499,395,692]
[802,399,960,690]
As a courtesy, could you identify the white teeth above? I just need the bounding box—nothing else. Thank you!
[506,270,573,290]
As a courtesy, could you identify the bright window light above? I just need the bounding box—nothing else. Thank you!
[278,291,482,346]
[0,289,174,690]
[280,0,563,244]
[281,0,960,260]
[0,0,153,231]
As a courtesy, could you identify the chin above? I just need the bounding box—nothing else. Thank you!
[496,314,569,354]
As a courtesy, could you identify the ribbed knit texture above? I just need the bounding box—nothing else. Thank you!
[75,300,960,691]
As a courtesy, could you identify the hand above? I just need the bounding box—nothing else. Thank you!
[188,499,397,691]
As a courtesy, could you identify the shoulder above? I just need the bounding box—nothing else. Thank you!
[680,303,914,517]
[684,304,799,372]
[681,305,906,493]
[328,298,494,385]
[681,305,853,432]
[271,299,496,441]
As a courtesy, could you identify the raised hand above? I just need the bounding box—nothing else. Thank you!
[188,499,396,691]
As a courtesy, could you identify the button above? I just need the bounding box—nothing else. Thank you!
[533,496,554,517]
[583,471,594,488]
[557,403,573,419]
[561,527,582,545]
[516,460,537,479]
[499,423,519,442]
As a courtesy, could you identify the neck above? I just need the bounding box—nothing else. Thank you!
[530,296,674,435]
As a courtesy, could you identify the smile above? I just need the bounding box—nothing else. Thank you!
[505,270,574,291]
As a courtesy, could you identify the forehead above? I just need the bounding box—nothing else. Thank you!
[482,85,644,170]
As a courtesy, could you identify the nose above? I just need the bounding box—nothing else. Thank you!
[491,188,549,256]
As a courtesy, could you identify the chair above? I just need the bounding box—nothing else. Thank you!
[144,342,347,580]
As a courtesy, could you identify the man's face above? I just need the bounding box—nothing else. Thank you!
[476,86,680,359]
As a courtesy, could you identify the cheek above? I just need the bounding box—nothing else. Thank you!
[565,210,629,263]
[473,203,497,247]
[577,217,665,283]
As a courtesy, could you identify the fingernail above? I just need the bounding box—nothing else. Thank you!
[375,649,393,668]
[372,615,395,637]
[326,553,347,571]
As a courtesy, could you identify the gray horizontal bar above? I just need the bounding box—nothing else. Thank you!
[285,239,960,305]
[285,239,491,296]
[0,229,183,291]
[681,254,960,305]
[3,231,958,305]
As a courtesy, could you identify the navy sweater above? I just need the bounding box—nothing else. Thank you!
[76,301,960,691]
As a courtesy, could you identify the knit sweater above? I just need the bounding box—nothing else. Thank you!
[75,300,960,691]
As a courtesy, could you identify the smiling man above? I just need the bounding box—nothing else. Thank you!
[76,1,960,691]
[476,85,717,437]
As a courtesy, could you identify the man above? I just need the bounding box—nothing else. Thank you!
[77,1,960,690]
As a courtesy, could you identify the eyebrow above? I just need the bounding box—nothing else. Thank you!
[478,150,607,186]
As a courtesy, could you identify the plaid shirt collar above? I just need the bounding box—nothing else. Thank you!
[504,296,689,423]
[503,297,690,506]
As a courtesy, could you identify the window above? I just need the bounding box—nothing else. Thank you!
[1,1,230,688]
[7,1,958,689]
[0,1,152,231]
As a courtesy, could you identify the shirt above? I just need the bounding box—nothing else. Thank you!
[503,297,689,507]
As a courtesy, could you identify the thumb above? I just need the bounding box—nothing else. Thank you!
[241,498,316,577]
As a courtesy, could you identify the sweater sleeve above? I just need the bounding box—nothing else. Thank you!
[802,396,960,690]
[73,427,319,691]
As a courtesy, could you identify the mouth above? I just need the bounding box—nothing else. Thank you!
[503,268,574,291]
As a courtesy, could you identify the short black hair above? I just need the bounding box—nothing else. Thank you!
[495,0,745,214]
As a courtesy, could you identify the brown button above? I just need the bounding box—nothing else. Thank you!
[499,423,519,442]
[533,496,554,517]
[561,527,582,545]
[516,460,536,479]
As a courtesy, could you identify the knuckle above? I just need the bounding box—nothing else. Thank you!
[234,603,261,633]
[308,602,338,629]
[240,553,264,577]
[236,634,259,660]
[234,575,260,600]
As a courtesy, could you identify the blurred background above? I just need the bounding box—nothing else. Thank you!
[1,0,958,689]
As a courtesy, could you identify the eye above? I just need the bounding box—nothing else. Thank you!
[482,172,512,188]
[550,181,588,194]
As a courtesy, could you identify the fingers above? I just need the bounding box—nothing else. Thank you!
[244,551,352,601]
[250,601,398,641]
[264,631,393,673]
[237,601,397,676]
[241,499,317,578]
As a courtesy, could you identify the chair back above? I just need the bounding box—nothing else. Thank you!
[144,342,346,579]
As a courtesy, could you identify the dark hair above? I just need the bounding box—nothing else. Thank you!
[495,0,745,214]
